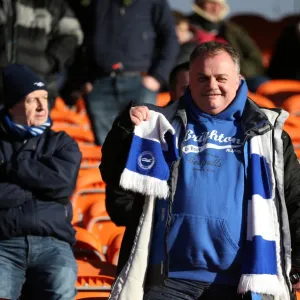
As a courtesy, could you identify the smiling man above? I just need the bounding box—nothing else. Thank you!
[0,64,81,300]
[101,42,300,300]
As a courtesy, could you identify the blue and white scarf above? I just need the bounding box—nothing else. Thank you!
[111,110,287,300]
[238,136,286,298]
[4,114,51,138]
[120,110,179,199]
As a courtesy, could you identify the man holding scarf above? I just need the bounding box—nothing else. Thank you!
[101,42,300,300]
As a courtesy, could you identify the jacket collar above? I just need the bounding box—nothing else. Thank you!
[240,98,273,136]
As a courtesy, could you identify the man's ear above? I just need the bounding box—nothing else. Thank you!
[237,74,242,86]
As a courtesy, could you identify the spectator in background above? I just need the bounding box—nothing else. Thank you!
[104,61,189,271]
[173,11,199,65]
[189,0,268,92]
[73,0,179,146]
[168,62,190,105]
[0,0,83,109]
[267,21,300,80]
[0,64,81,299]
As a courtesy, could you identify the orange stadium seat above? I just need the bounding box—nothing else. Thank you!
[106,232,124,266]
[248,92,276,108]
[52,126,95,143]
[74,226,106,262]
[284,114,300,129]
[82,201,125,254]
[282,95,300,116]
[53,97,68,111]
[256,80,300,107]
[79,144,102,169]
[76,259,115,300]
[50,109,87,127]
[72,192,106,225]
[156,92,170,107]
[72,168,106,224]
[75,168,105,190]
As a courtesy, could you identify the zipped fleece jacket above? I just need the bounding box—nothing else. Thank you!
[100,98,300,296]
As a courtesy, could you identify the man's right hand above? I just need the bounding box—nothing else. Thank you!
[129,106,150,126]
[81,82,93,95]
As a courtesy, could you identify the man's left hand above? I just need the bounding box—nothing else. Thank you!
[142,76,160,92]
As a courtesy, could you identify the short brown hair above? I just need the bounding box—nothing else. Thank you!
[190,42,240,73]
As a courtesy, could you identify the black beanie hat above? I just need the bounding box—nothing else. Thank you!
[3,64,47,108]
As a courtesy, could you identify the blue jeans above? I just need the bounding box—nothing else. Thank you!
[0,236,77,300]
[143,278,276,300]
[85,75,157,145]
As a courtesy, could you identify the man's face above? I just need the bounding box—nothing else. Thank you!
[189,51,241,115]
[9,90,49,126]
[171,70,189,101]
[199,1,223,18]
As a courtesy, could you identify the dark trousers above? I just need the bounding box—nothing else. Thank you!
[143,278,276,300]
[85,74,157,145]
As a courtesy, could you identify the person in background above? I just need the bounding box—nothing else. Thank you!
[189,0,268,92]
[73,0,179,146]
[0,0,83,109]
[167,62,190,105]
[267,21,300,80]
[103,61,189,234]
[173,11,199,65]
[0,64,81,300]
[100,42,300,299]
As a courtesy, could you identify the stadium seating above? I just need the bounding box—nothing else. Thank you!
[256,80,300,107]
[229,14,300,67]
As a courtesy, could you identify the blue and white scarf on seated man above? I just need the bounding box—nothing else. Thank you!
[4,113,51,138]
[109,109,290,300]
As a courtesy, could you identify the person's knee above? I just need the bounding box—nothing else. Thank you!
[47,266,77,299]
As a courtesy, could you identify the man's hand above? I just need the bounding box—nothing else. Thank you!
[81,82,93,95]
[129,106,150,126]
[142,76,160,92]
[293,281,300,291]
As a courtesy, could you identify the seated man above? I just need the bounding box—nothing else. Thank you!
[0,64,81,300]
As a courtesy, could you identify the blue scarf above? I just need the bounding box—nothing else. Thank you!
[4,113,51,139]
